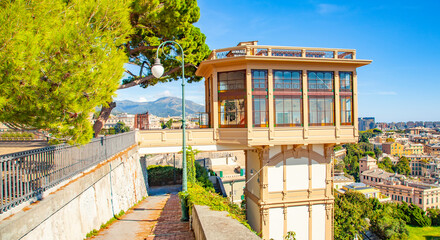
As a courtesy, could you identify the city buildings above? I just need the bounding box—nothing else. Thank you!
[359,156,440,211]
[135,112,150,130]
[426,143,440,156]
[358,117,375,131]
[382,142,404,157]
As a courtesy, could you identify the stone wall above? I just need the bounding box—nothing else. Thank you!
[191,205,260,240]
[0,145,148,240]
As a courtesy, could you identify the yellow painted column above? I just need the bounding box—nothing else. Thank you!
[268,68,274,140]
[334,71,340,139]
[302,70,309,139]
[353,70,358,137]
[212,69,219,139]
[247,67,253,139]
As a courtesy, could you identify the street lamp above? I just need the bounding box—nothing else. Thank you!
[150,41,188,221]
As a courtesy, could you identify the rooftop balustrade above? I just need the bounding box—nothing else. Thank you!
[208,45,356,61]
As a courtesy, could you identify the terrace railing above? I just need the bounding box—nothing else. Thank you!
[0,131,135,214]
[209,45,356,61]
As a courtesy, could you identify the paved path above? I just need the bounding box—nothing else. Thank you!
[91,186,194,240]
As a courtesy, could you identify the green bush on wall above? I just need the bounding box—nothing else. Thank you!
[147,165,182,186]
[0,132,35,140]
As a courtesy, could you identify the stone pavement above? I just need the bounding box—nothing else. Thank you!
[91,186,194,240]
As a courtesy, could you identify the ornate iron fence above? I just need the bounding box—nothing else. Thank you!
[0,131,135,214]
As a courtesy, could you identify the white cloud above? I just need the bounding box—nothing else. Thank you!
[154,90,172,99]
[138,97,149,102]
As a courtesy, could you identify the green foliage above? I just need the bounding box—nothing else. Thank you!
[374,147,383,159]
[369,205,409,240]
[84,209,125,239]
[359,129,382,143]
[365,151,375,157]
[336,191,409,239]
[161,119,173,129]
[284,231,296,240]
[185,182,252,231]
[334,191,370,239]
[147,165,182,186]
[85,229,99,238]
[378,157,394,173]
[428,208,440,226]
[334,145,343,151]
[0,0,132,145]
[125,0,210,87]
[393,156,411,176]
[386,138,396,142]
[397,202,431,227]
[0,132,35,140]
[195,162,214,189]
[185,146,199,185]
[114,122,130,134]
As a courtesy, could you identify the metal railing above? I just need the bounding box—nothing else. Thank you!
[209,45,356,60]
[0,131,135,214]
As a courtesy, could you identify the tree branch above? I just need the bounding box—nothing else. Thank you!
[129,45,157,55]
[118,63,196,90]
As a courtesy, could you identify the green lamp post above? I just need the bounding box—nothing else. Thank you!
[151,41,188,221]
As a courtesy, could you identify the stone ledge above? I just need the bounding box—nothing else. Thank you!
[192,205,260,240]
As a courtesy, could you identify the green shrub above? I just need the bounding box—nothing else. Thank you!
[147,165,182,186]
[195,162,213,189]
[185,182,252,231]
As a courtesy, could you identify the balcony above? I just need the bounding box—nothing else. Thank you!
[208,45,356,61]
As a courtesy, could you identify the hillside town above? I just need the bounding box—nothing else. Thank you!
[334,118,440,212]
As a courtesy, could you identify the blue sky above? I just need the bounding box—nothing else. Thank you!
[115,0,440,122]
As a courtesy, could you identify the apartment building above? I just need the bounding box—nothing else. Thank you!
[382,142,404,157]
[426,143,440,156]
[360,156,440,211]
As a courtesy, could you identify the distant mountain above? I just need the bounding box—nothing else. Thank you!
[114,97,205,117]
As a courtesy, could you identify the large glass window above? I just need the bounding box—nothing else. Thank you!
[253,96,267,127]
[218,70,246,128]
[252,70,268,127]
[308,71,334,126]
[275,96,302,126]
[308,71,333,92]
[340,96,352,125]
[219,71,245,91]
[273,70,303,127]
[309,96,334,126]
[252,70,267,90]
[339,72,352,92]
[340,72,353,125]
[274,70,301,91]
[220,98,246,126]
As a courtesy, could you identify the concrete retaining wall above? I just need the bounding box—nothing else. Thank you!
[191,205,260,240]
[0,145,148,240]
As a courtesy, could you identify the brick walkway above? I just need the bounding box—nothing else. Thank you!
[91,193,194,240]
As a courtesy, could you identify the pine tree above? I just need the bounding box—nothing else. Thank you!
[0,0,133,144]
[94,0,211,135]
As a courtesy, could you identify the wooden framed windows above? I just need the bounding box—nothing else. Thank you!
[340,72,353,125]
[273,70,303,127]
[308,71,334,126]
[252,70,268,127]
[218,70,246,128]
[275,96,302,126]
